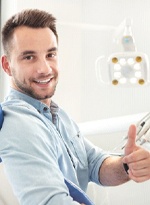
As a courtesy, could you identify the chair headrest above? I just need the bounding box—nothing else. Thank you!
[0,104,4,129]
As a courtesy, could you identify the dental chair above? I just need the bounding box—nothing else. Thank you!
[0,104,94,205]
[0,105,3,134]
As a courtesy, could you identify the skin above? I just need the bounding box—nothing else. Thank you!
[1,26,85,204]
[2,26,59,107]
[99,124,150,186]
[1,26,150,204]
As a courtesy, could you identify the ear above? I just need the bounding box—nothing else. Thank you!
[1,55,12,76]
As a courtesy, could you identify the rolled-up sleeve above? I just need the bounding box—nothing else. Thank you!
[84,138,110,185]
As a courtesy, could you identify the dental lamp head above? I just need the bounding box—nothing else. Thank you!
[95,18,150,87]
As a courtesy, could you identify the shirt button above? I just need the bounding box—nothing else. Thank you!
[43,107,48,111]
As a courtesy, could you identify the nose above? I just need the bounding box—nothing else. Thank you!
[36,58,52,74]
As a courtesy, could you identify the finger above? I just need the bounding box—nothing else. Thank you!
[123,147,150,164]
[128,169,150,183]
[128,155,150,169]
[124,124,137,156]
[129,166,150,177]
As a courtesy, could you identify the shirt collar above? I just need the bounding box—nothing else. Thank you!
[5,88,59,114]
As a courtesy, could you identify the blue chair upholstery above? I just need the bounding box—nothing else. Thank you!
[0,104,4,130]
[0,104,4,163]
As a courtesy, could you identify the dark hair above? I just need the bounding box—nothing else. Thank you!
[2,9,58,56]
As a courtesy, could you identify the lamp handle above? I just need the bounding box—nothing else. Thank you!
[95,55,110,85]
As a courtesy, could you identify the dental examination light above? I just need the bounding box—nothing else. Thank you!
[95,18,150,86]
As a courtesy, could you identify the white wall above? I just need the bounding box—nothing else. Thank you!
[1,0,150,123]
[1,1,150,204]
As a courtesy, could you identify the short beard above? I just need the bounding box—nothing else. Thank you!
[12,77,57,100]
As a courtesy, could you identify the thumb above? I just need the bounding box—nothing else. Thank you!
[124,124,137,156]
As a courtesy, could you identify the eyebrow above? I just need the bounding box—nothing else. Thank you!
[47,47,58,52]
[20,47,58,56]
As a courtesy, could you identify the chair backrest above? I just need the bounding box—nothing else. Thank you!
[0,105,4,163]
[0,105,4,130]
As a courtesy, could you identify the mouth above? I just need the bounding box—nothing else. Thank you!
[34,78,52,85]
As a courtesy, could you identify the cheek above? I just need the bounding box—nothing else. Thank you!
[53,62,59,73]
[56,66,60,77]
[11,66,26,80]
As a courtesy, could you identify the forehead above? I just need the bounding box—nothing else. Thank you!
[11,26,57,52]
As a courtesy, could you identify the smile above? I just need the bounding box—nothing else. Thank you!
[34,78,52,84]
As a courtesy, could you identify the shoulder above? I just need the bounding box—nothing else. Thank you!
[0,100,59,157]
[0,100,55,143]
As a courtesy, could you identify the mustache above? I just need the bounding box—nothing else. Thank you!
[31,73,55,81]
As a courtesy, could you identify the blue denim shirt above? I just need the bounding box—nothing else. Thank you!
[0,89,109,205]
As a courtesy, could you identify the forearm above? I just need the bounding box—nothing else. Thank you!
[99,156,130,186]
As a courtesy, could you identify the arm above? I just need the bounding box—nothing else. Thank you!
[0,105,83,205]
[99,156,129,186]
[99,125,150,186]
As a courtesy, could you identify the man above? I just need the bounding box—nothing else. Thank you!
[0,9,150,205]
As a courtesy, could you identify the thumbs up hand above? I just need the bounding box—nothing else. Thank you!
[124,124,137,156]
[122,124,150,182]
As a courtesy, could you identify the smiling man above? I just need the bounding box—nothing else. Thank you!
[0,9,150,205]
[2,25,58,106]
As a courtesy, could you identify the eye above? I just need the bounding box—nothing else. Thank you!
[47,52,56,58]
[24,55,34,60]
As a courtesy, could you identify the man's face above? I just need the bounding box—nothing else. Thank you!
[3,26,59,106]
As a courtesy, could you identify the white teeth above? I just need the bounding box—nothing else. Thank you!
[36,79,51,84]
